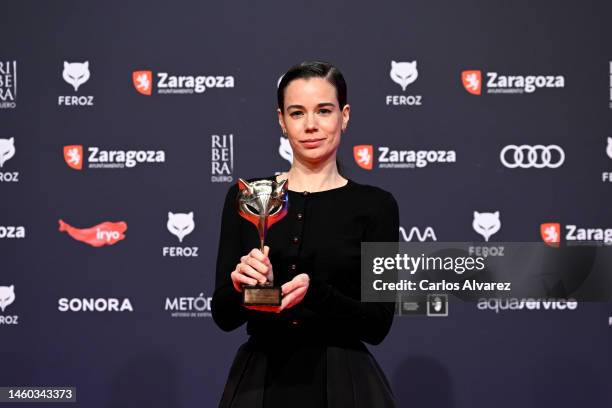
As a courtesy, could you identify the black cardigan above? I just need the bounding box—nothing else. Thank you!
[211,176,399,346]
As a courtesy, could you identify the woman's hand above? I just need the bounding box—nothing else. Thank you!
[279,273,310,310]
[244,273,310,313]
[231,246,273,293]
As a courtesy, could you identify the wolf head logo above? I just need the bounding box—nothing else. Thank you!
[390,60,418,91]
[607,137,612,160]
[0,137,15,168]
[167,212,195,243]
[279,137,293,164]
[237,178,288,229]
[63,61,90,91]
[0,285,15,312]
[472,211,501,242]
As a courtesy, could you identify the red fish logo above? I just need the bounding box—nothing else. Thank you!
[64,145,83,170]
[353,145,373,170]
[59,219,127,247]
[540,223,561,247]
[132,70,152,96]
[462,70,482,95]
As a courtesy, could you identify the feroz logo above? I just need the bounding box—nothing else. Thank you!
[64,145,83,170]
[0,284,18,325]
[609,62,612,109]
[163,212,199,257]
[62,61,90,91]
[540,223,561,246]
[390,60,418,91]
[59,61,94,106]
[0,137,16,168]
[0,285,16,312]
[0,137,19,183]
[473,211,501,242]
[0,61,17,109]
[133,70,152,95]
[500,145,565,169]
[167,212,194,243]
[354,145,373,170]
[462,70,482,95]
[386,60,423,106]
[58,219,127,247]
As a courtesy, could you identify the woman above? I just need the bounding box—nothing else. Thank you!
[212,61,399,407]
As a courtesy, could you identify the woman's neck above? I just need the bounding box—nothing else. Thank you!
[277,157,347,192]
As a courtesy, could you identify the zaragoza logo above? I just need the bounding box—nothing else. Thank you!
[353,145,373,170]
[64,145,83,170]
[540,223,561,247]
[462,70,482,95]
[133,70,153,96]
[59,219,127,247]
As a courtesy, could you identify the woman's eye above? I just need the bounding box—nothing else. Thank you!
[318,109,331,115]
[289,111,303,118]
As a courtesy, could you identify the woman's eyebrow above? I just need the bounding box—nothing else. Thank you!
[286,102,335,110]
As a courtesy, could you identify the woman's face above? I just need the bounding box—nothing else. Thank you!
[278,77,350,165]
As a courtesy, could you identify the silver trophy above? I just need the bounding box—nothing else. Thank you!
[236,178,289,306]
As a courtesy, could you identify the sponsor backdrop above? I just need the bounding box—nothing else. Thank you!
[1,1,611,407]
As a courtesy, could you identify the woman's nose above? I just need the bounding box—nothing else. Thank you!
[305,113,317,132]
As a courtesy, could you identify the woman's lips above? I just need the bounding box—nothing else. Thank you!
[300,138,325,149]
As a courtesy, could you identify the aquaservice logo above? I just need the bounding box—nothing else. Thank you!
[59,219,127,247]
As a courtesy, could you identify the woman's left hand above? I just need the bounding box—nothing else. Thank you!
[280,273,310,310]
[245,273,310,313]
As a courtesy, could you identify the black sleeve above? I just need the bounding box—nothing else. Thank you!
[302,190,399,345]
[211,185,249,332]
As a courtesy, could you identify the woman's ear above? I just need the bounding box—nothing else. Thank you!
[341,104,350,132]
[277,108,287,135]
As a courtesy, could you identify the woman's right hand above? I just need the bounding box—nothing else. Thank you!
[230,246,273,293]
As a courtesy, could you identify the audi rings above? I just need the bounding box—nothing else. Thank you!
[500,145,565,169]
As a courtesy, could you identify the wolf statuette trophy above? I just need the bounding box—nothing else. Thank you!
[236,178,289,306]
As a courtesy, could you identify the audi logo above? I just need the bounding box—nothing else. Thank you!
[500,145,565,169]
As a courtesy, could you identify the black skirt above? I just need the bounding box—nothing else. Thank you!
[218,336,396,408]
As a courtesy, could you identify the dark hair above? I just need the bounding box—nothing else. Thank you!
[277,61,348,111]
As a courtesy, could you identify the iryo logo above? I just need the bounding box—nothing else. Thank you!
[59,219,127,247]
[353,145,373,170]
[64,145,83,170]
[133,70,153,96]
[462,70,482,95]
[540,223,561,246]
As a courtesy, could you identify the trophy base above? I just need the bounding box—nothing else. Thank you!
[242,285,282,306]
